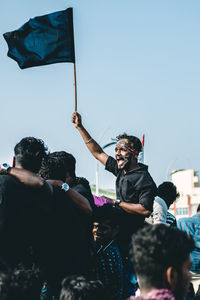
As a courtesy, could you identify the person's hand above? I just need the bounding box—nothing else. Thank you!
[72,111,82,128]
[47,179,63,188]
[101,195,115,204]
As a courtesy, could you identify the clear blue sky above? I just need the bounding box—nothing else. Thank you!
[1,0,200,190]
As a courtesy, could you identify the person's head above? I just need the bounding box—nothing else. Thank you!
[157,182,179,208]
[3,265,42,300]
[14,137,48,173]
[131,224,194,300]
[197,204,200,214]
[60,276,106,300]
[115,133,142,170]
[0,259,11,300]
[39,151,76,183]
[92,204,120,246]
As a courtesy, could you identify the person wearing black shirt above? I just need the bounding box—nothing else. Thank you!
[0,137,51,268]
[1,150,93,299]
[72,112,157,248]
[39,151,93,278]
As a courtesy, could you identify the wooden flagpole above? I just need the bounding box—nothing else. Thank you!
[73,63,77,111]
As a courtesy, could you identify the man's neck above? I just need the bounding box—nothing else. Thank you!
[14,163,23,169]
[124,161,140,174]
[97,239,114,251]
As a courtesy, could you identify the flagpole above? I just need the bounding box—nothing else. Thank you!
[73,63,77,111]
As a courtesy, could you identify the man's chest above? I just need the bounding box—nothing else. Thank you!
[115,173,140,203]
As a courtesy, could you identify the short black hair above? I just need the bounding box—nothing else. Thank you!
[157,182,179,207]
[93,204,121,228]
[131,224,194,290]
[39,151,76,181]
[116,133,142,154]
[14,137,48,173]
[60,276,107,300]
[197,204,200,212]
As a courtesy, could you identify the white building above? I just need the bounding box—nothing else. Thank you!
[170,169,200,219]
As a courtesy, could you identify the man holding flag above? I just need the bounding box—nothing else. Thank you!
[72,112,157,252]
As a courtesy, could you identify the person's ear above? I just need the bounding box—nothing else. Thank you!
[65,172,73,185]
[12,157,16,167]
[165,266,178,291]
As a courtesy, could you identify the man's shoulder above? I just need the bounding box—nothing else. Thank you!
[177,217,194,230]
[155,197,167,208]
[128,165,157,191]
[0,175,23,191]
[0,175,19,184]
[102,241,121,258]
[192,214,200,220]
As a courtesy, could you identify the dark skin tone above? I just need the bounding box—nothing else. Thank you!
[93,220,119,248]
[72,112,151,217]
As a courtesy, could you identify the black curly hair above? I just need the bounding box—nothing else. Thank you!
[3,264,42,300]
[39,151,76,182]
[14,137,49,173]
[116,133,142,154]
[60,275,107,300]
[131,224,194,290]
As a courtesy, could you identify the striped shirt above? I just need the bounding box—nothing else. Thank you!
[177,214,200,273]
[166,212,177,227]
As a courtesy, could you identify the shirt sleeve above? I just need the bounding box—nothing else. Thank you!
[137,185,156,212]
[152,199,167,224]
[135,173,157,212]
[105,156,118,177]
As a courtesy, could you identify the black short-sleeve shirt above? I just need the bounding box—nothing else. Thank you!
[105,156,156,210]
[105,156,157,238]
[0,174,53,267]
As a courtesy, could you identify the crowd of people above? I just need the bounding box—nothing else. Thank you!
[0,111,199,300]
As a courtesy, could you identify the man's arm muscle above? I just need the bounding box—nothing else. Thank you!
[72,112,108,166]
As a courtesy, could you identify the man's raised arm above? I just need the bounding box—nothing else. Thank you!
[72,112,108,166]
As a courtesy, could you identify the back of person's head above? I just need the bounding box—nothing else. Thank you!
[131,224,194,293]
[116,133,142,155]
[39,151,76,181]
[60,276,106,300]
[14,137,48,173]
[157,181,179,207]
[5,265,42,300]
[197,204,200,213]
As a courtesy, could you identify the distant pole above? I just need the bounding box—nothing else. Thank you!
[73,63,77,111]
[96,161,99,196]
[165,159,177,181]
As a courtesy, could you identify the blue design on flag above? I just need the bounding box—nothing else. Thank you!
[3,8,75,69]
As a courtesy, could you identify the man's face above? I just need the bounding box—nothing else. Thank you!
[173,257,192,300]
[92,220,117,246]
[115,140,133,170]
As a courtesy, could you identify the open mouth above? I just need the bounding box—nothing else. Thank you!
[116,157,125,168]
